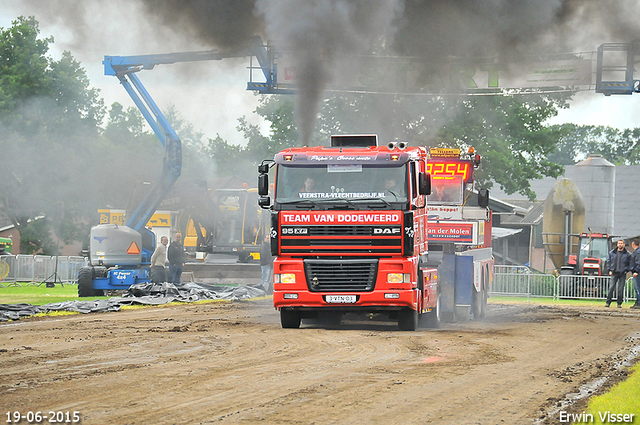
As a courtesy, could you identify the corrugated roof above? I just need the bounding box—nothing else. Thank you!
[499,200,544,225]
[492,227,523,239]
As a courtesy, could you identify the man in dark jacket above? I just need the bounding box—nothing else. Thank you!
[605,239,633,308]
[167,232,185,284]
[631,239,640,309]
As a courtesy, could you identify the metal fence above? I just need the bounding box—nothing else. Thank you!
[492,266,637,302]
[0,255,86,286]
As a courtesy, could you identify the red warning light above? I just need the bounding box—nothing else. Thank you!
[126,241,141,255]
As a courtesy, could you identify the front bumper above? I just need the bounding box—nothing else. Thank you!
[273,288,418,311]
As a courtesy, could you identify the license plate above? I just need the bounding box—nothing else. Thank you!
[325,295,357,303]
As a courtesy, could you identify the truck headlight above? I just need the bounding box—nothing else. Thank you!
[387,273,411,283]
[275,273,296,284]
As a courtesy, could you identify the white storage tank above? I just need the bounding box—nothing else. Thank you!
[573,154,615,235]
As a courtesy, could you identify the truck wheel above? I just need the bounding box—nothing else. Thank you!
[471,289,487,320]
[455,306,470,322]
[421,288,440,328]
[77,266,100,297]
[472,289,483,320]
[398,308,418,331]
[280,309,301,329]
[472,289,488,320]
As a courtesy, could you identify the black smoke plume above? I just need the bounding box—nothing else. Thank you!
[134,0,640,146]
[15,0,640,147]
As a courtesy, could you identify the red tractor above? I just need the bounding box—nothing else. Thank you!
[559,232,615,298]
[563,232,614,276]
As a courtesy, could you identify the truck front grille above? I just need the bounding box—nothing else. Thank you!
[304,259,377,292]
[280,225,402,256]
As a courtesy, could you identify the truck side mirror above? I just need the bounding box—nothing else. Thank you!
[478,188,489,208]
[258,163,270,174]
[419,173,431,195]
[258,174,269,196]
[258,197,271,208]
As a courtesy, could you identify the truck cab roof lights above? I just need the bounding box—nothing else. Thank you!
[274,150,411,165]
[430,147,460,156]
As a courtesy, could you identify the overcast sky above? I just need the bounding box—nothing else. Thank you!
[2,0,640,147]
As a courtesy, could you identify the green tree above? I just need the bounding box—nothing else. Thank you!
[254,95,298,149]
[205,134,247,178]
[0,16,51,120]
[549,124,640,166]
[163,104,214,183]
[103,102,149,144]
[215,89,574,200]
[164,104,204,149]
[204,95,301,182]
[315,91,570,200]
[0,16,105,254]
[437,94,569,200]
[16,217,56,255]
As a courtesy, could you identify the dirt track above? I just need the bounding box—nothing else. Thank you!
[2,299,639,425]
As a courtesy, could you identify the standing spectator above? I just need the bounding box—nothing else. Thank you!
[150,236,168,283]
[631,239,640,309]
[605,239,633,308]
[260,233,274,294]
[167,232,185,284]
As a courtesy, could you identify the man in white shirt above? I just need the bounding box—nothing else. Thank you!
[150,236,169,283]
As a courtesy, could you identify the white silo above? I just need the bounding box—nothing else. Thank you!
[572,154,615,234]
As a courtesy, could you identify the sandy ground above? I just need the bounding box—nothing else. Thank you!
[1,299,639,425]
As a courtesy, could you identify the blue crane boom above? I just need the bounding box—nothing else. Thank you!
[102,37,274,231]
[78,38,276,297]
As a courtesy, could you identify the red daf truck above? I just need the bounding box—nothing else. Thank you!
[257,135,492,330]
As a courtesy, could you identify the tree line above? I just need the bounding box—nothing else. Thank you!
[1,16,639,254]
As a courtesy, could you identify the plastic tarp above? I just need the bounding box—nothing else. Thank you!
[0,282,267,322]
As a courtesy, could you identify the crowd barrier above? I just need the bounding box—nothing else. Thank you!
[1,257,637,301]
[491,265,637,302]
[0,255,86,286]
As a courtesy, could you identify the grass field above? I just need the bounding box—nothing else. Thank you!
[0,283,107,305]
[574,362,640,424]
[487,295,637,308]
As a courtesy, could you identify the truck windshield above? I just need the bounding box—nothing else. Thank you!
[275,164,408,205]
[427,176,463,205]
[579,238,609,261]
